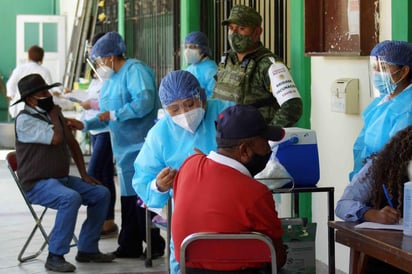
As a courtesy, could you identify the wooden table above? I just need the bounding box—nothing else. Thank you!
[329,221,412,273]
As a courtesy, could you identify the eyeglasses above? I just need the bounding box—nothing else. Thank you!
[165,97,201,116]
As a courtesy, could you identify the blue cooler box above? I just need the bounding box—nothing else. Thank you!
[274,127,320,187]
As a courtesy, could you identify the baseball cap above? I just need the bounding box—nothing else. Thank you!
[215,105,284,147]
[222,5,262,27]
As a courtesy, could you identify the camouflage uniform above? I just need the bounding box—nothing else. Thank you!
[213,5,303,127]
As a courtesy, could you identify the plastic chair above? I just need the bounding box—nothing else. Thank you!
[6,151,77,262]
[180,232,277,274]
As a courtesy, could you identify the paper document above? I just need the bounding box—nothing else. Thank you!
[63,89,88,103]
[355,221,403,231]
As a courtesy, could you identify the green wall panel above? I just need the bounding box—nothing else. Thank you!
[391,0,412,41]
[290,0,312,221]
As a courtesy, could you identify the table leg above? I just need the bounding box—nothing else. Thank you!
[349,248,361,274]
[328,189,335,274]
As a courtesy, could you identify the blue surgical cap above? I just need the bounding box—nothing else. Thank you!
[370,40,391,56]
[376,40,412,68]
[159,70,206,106]
[90,32,126,60]
[185,31,210,56]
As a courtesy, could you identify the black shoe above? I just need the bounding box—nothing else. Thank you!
[111,249,143,259]
[75,251,116,263]
[142,249,165,260]
[45,253,76,272]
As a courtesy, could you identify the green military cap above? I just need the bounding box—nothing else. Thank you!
[222,5,262,27]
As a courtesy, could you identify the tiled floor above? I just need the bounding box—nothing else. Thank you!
[0,150,342,274]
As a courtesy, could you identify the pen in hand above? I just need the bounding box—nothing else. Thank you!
[382,184,394,208]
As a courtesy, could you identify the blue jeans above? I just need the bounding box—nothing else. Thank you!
[88,132,115,220]
[25,176,110,255]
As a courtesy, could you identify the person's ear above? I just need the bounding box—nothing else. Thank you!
[401,65,410,79]
[26,96,36,107]
[253,26,262,40]
[238,142,253,164]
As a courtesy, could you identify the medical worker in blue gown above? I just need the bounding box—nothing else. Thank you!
[132,70,233,273]
[83,32,165,258]
[350,40,412,180]
[183,31,217,97]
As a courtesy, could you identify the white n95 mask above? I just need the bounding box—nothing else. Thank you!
[96,66,114,80]
[171,108,205,133]
[184,48,202,65]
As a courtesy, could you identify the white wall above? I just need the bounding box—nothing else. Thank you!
[59,0,79,54]
[311,1,391,273]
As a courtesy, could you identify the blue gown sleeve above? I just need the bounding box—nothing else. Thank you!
[336,160,373,222]
[132,125,171,208]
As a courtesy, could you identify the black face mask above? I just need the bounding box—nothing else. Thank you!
[37,96,54,112]
[244,151,271,177]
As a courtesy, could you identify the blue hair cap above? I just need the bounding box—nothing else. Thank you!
[184,31,210,56]
[159,70,206,106]
[376,40,412,68]
[90,32,126,60]
[370,40,391,56]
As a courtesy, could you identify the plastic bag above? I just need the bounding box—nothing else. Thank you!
[254,148,292,190]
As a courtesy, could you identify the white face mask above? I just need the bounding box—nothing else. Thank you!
[184,48,202,65]
[171,107,205,133]
[96,65,114,80]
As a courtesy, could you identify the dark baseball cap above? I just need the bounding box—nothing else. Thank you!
[215,105,285,147]
[222,5,262,27]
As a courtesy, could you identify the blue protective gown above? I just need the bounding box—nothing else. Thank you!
[132,98,233,274]
[350,84,412,180]
[84,59,160,196]
[185,59,217,98]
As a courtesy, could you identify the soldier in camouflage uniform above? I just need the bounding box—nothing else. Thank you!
[212,5,303,127]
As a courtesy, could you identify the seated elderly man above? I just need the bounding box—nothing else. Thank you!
[172,104,287,273]
[13,74,115,272]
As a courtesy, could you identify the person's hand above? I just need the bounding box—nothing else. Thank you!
[65,117,84,130]
[82,174,102,185]
[98,111,111,121]
[155,167,177,192]
[81,99,92,110]
[364,206,401,224]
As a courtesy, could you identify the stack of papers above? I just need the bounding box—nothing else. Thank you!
[355,221,403,231]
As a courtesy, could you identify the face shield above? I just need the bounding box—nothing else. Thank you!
[85,58,103,81]
[163,90,203,117]
[87,56,114,81]
[369,56,404,97]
